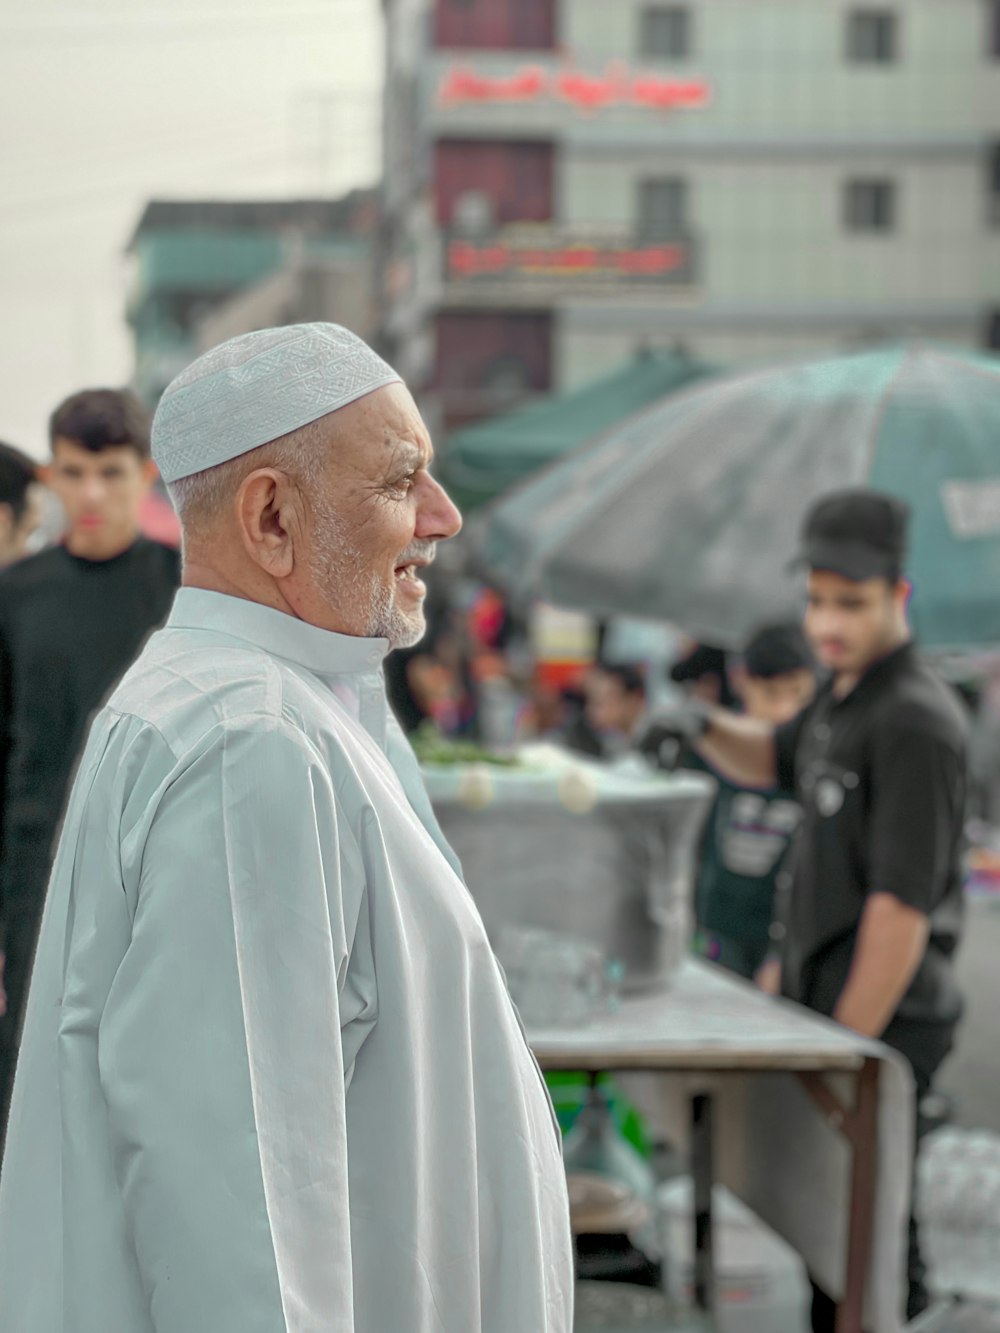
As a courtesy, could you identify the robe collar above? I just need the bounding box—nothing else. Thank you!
[167,587,389,678]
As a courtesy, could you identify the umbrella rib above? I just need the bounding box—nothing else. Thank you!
[928,346,1000,387]
[859,345,916,485]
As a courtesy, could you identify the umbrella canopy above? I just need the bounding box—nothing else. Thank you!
[479,344,1000,651]
[440,347,717,510]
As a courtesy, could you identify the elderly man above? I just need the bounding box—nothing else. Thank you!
[0,325,574,1333]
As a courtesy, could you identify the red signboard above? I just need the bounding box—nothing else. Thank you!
[446,234,693,283]
[437,60,711,113]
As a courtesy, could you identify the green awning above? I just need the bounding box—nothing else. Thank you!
[441,348,718,509]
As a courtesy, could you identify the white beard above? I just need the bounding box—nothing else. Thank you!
[309,500,426,649]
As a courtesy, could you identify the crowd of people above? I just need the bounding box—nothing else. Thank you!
[0,321,983,1330]
[382,489,974,1327]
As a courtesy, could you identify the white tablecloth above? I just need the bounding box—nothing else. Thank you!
[530,959,914,1332]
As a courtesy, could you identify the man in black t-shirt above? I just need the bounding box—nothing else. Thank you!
[0,389,180,1142]
[681,489,966,1328]
[0,442,43,571]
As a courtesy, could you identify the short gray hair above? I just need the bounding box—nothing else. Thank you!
[167,415,332,541]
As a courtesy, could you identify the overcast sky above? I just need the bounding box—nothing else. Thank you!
[0,0,383,458]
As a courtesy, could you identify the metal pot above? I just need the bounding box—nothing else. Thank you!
[424,756,714,992]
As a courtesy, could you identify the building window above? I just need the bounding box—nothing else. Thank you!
[844,179,896,232]
[637,178,688,237]
[434,311,552,425]
[640,6,691,60]
[434,139,554,227]
[434,0,555,51]
[453,191,495,235]
[846,9,898,63]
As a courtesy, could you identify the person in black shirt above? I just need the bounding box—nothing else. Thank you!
[0,441,43,570]
[685,624,816,980]
[681,489,966,1327]
[0,389,180,1142]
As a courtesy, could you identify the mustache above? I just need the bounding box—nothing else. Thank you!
[397,541,436,566]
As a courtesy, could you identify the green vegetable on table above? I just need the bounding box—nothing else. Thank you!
[411,721,521,768]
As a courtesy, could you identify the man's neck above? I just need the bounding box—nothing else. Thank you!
[64,526,141,562]
[182,560,293,616]
[832,632,911,699]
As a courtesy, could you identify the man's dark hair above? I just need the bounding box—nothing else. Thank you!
[598,663,646,698]
[0,440,38,519]
[743,623,815,680]
[49,388,152,460]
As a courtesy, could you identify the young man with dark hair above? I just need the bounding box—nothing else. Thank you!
[0,441,42,569]
[572,661,649,758]
[679,488,967,1326]
[0,388,180,1139]
[687,623,817,980]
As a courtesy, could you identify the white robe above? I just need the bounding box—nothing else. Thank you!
[0,588,573,1333]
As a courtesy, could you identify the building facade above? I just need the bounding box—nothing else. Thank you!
[127,193,377,403]
[380,0,1000,426]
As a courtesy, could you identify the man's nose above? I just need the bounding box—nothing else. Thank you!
[80,476,105,505]
[416,474,462,541]
[809,607,839,638]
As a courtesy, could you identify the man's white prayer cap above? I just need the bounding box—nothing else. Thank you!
[151,322,402,484]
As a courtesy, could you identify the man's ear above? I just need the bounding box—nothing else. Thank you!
[236,468,298,579]
[895,577,913,615]
[38,464,52,486]
[143,459,158,486]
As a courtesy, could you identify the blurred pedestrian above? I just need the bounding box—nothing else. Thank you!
[669,640,738,709]
[565,662,647,758]
[0,389,179,1141]
[0,441,43,569]
[676,488,967,1326]
[685,624,816,980]
[0,325,573,1333]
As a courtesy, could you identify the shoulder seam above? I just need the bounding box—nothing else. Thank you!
[106,701,303,763]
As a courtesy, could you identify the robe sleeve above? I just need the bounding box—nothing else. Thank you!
[99,713,366,1333]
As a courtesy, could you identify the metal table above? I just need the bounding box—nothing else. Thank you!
[530,958,908,1333]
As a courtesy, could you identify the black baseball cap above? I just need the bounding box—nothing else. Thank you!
[743,623,815,679]
[797,488,909,582]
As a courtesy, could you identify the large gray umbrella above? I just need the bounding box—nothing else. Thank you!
[478,345,1000,650]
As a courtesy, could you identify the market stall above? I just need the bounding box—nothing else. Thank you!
[423,747,914,1331]
[531,958,913,1333]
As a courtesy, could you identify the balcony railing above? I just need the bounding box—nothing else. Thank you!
[443,225,697,288]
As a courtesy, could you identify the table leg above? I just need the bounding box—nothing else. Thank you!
[836,1059,879,1333]
[691,1092,716,1316]
[798,1060,880,1333]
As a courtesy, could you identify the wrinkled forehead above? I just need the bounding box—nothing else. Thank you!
[342,382,434,467]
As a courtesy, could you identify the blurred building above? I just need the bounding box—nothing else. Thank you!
[126,192,378,403]
[380,0,1000,427]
